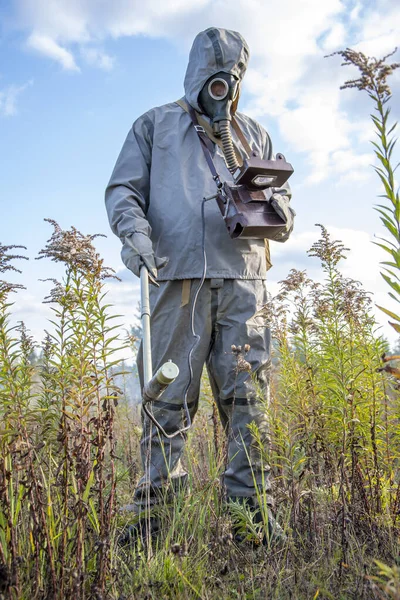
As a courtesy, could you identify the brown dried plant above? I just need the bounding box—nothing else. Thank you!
[37,218,118,280]
[0,221,124,598]
[0,243,28,296]
[328,47,399,98]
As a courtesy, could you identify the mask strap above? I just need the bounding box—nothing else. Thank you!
[175,98,244,167]
[231,116,254,157]
[186,103,223,188]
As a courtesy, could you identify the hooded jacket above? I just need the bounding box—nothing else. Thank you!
[105,27,291,280]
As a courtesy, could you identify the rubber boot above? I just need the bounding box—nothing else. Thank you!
[118,515,160,548]
[118,475,189,548]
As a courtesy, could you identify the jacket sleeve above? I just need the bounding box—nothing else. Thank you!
[105,113,154,241]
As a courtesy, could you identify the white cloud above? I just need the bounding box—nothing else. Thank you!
[27,33,80,71]
[321,22,346,52]
[16,0,90,44]
[0,80,32,116]
[105,275,141,316]
[332,149,374,182]
[81,47,115,71]
[349,2,363,22]
[353,5,400,57]
[13,0,400,184]
[237,1,399,185]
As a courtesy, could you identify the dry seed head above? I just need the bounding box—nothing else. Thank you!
[308,224,349,267]
[37,219,119,281]
[327,47,399,99]
[41,331,55,357]
[279,269,311,293]
[17,321,36,356]
[236,356,252,373]
[259,296,278,323]
[39,278,78,305]
[171,542,187,556]
[0,242,28,296]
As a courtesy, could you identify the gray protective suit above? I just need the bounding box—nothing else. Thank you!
[105,28,294,509]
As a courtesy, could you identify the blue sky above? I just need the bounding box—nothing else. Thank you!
[0,0,399,350]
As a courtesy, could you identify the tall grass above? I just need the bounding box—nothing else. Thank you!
[0,222,123,598]
[113,225,399,599]
[1,220,398,599]
[267,226,392,547]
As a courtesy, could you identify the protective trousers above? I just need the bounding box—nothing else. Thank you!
[134,278,272,509]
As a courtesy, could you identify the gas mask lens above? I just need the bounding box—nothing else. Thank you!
[208,78,229,101]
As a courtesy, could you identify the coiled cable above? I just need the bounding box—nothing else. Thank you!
[179,195,211,430]
[143,195,213,440]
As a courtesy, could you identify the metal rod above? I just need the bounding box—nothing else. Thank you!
[140,266,152,385]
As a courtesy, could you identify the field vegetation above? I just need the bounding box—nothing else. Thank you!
[0,49,399,599]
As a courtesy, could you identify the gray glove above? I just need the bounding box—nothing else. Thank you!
[121,232,168,281]
[270,193,296,242]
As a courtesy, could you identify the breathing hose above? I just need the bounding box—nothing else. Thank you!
[219,119,240,173]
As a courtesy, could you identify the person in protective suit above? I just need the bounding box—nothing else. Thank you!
[105,27,295,543]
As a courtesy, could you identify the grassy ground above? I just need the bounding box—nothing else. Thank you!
[1,223,400,599]
[111,401,400,600]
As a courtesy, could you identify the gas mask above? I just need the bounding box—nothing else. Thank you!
[198,72,241,175]
[198,72,239,131]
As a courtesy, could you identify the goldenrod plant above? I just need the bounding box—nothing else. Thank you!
[329,48,400,334]
[0,223,124,598]
[265,228,390,560]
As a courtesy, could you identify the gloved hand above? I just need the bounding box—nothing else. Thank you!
[121,232,168,281]
[270,193,296,242]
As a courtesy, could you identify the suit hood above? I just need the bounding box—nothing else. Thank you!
[184,27,250,112]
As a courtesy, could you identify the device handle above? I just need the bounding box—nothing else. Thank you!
[140,265,153,385]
